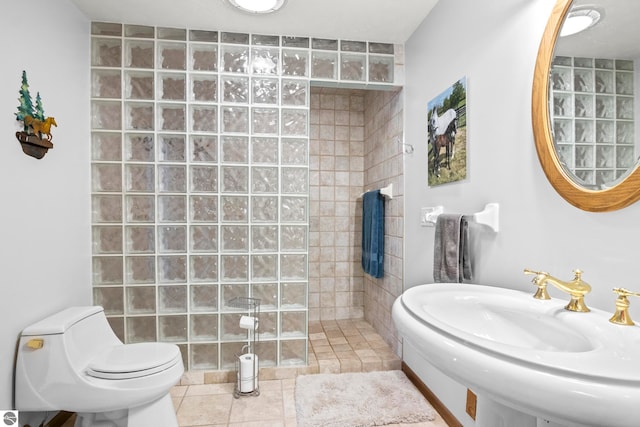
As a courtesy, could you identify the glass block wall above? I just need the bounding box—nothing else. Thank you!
[550,56,635,187]
[90,22,398,371]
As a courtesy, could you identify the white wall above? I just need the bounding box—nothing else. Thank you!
[0,0,91,409]
[404,0,640,320]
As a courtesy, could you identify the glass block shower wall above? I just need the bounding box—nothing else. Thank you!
[90,23,312,371]
[90,22,398,371]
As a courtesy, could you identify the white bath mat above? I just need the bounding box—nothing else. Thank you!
[295,370,436,427]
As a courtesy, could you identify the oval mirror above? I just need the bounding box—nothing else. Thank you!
[532,0,640,211]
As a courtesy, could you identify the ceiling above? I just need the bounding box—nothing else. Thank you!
[70,0,440,44]
[555,0,640,59]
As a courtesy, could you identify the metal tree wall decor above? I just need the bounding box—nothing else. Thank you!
[15,71,57,159]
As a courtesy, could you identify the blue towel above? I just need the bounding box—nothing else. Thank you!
[361,190,385,278]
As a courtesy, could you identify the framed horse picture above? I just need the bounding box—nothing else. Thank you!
[427,76,467,186]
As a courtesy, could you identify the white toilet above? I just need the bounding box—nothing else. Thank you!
[15,306,184,427]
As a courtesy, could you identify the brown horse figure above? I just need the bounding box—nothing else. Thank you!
[430,117,457,177]
[24,116,57,141]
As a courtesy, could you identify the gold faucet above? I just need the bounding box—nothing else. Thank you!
[523,268,591,312]
[609,288,640,326]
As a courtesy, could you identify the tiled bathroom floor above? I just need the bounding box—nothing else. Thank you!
[172,319,449,426]
[60,320,449,426]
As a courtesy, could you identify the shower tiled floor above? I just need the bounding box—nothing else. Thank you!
[59,320,449,426]
[172,319,449,426]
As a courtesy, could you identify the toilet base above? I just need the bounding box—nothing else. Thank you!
[74,393,178,427]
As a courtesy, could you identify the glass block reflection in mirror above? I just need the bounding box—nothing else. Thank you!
[551,56,635,185]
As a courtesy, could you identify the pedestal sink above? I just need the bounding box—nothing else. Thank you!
[392,283,640,427]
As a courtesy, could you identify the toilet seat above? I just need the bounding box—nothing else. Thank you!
[86,343,181,380]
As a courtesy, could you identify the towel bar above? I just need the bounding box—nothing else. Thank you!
[359,183,393,200]
[422,203,499,232]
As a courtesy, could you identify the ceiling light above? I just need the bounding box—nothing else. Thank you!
[560,7,602,37]
[227,0,287,14]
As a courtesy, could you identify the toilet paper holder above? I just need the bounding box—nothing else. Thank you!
[228,297,261,398]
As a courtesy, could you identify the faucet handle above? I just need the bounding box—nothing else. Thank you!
[524,268,551,300]
[609,288,640,326]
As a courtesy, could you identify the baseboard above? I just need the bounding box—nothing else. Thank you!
[45,411,74,427]
[402,361,463,427]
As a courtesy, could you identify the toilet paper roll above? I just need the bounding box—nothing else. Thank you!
[239,315,258,330]
[239,353,258,393]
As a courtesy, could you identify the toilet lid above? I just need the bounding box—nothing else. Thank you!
[86,343,181,380]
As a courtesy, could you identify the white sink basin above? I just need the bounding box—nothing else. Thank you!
[416,288,595,352]
[393,283,640,427]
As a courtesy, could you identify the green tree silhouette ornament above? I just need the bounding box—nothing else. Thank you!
[16,70,35,131]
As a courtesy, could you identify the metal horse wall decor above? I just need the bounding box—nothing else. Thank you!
[15,71,57,159]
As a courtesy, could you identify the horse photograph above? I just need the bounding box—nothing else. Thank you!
[427,76,467,186]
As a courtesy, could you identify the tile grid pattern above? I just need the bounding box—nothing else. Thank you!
[363,89,405,355]
[170,319,452,427]
[309,87,366,322]
[178,319,400,385]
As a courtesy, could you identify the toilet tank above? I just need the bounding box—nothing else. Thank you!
[20,306,122,371]
[15,306,122,410]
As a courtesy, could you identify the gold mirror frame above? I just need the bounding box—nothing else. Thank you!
[532,0,640,212]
